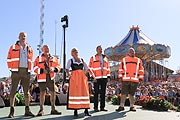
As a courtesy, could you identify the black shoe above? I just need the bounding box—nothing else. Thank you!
[100,108,108,111]
[84,109,91,116]
[94,108,99,112]
[74,110,78,117]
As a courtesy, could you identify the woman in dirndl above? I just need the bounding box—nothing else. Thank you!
[66,48,95,117]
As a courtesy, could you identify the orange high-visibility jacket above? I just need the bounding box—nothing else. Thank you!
[7,41,33,72]
[119,56,144,82]
[34,54,61,82]
[89,54,110,79]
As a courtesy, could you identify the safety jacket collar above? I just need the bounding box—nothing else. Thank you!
[41,53,52,58]
[15,40,20,45]
[15,40,28,47]
[15,41,32,52]
[127,55,135,58]
[95,54,106,58]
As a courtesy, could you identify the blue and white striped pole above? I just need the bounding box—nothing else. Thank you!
[38,0,44,55]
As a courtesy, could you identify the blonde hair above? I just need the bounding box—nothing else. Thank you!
[71,48,78,56]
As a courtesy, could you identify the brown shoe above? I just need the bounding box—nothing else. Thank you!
[130,107,136,111]
[8,114,14,118]
[24,106,35,117]
[37,109,44,116]
[8,107,14,118]
[25,111,35,117]
[115,106,125,111]
[51,109,62,115]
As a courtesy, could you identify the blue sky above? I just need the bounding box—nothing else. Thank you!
[0,0,180,77]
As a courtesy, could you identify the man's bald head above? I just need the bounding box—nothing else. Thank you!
[128,48,135,57]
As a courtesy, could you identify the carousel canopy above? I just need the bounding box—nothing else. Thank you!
[116,26,155,46]
[105,25,171,61]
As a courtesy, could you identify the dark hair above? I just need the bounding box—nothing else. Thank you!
[96,45,102,50]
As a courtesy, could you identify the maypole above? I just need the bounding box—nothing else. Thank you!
[37,0,44,55]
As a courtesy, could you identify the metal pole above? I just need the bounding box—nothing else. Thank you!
[61,15,68,85]
[63,25,66,83]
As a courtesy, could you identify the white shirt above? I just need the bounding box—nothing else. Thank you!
[66,58,89,70]
[19,43,28,68]
[99,55,104,69]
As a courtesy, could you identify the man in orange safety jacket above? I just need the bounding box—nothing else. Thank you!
[7,32,34,118]
[116,47,144,112]
[89,45,110,112]
[34,45,62,116]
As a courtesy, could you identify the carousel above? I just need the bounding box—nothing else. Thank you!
[105,26,173,82]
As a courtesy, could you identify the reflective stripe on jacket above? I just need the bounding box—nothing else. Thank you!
[7,42,33,72]
[89,54,110,79]
[34,54,61,82]
[118,56,144,82]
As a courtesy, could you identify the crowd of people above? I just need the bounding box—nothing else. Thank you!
[105,80,180,106]
[0,80,69,102]
[1,78,180,106]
